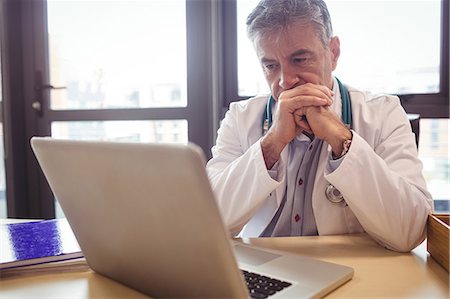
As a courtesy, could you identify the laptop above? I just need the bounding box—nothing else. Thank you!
[30,137,353,298]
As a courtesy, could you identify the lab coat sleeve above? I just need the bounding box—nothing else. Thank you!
[206,104,281,235]
[325,96,433,252]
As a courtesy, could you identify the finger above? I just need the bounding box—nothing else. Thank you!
[286,95,332,110]
[302,83,335,101]
[296,118,311,132]
[280,89,333,107]
[310,84,334,101]
[293,110,311,131]
[281,83,334,103]
[279,87,333,103]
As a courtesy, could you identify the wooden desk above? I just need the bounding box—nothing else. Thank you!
[241,234,449,298]
[0,234,448,298]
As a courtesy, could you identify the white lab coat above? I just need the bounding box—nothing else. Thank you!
[206,83,433,252]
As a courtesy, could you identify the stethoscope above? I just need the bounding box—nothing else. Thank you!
[262,78,352,204]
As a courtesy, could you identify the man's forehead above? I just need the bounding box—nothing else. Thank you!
[254,22,321,59]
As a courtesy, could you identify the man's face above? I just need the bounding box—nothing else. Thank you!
[254,21,340,100]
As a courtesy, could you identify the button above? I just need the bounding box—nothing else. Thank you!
[294,214,301,222]
[298,178,303,186]
[309,144,313,151]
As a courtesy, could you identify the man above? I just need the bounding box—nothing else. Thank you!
[206,0,432,252]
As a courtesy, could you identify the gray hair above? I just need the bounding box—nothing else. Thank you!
[246,0,333,47]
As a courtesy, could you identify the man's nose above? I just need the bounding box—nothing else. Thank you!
[279,66,299,90]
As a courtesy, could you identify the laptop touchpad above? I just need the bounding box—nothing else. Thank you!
[233,244,281,266]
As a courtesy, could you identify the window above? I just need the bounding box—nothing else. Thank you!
[236,0,444,97]
[45,0,190,147]
[1,0,215,218]
[328,0,441,95]
[47,1,187,110]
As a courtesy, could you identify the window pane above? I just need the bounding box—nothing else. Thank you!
[328,0,441,94]
[51,120,188,144]
[237,0,441,96]
[419,119,449,213]
[237,0,270,96]
[47,0,187,110]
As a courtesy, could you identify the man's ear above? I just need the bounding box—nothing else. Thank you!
[329,36,341,71]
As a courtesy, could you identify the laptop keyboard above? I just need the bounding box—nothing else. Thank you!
[242,270,292,298]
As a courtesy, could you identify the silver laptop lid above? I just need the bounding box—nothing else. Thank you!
[31,137,248,298]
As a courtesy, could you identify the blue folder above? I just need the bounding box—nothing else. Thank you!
[0,218,83,270]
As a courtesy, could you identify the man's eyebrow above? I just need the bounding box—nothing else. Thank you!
[290,49,313,57]
[260,57,276,64]
[259,49,313,63]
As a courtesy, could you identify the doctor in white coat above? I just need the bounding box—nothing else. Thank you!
[206,0,432,252]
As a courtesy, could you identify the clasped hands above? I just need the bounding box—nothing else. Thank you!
[261,83,352,169]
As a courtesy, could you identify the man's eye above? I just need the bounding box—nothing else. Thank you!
[294,58,307,64]
[264,64,277,70]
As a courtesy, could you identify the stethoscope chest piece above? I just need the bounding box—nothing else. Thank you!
[325,184,344,204]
